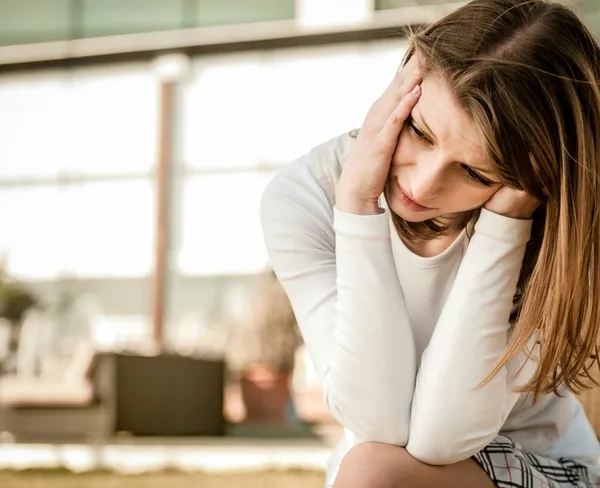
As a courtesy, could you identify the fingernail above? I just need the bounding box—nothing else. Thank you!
[411,84,421,96]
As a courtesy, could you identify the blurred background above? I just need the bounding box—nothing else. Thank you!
[0,0,599,486]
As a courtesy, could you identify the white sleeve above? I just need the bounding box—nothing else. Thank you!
[260,157,416,445]
[407,208,537,464]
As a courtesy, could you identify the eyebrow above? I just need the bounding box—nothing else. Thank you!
[415,109,497,177]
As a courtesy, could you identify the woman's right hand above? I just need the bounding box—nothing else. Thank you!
[336,60,423,215]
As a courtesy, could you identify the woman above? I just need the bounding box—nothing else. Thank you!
[261,1,600,486]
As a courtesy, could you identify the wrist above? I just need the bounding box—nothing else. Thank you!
[336,180,382,215]
[483,188,539,220]
[483,205,535,220]
[477,208,533,243]
[336,194,382,215]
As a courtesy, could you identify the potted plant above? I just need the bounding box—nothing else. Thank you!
[227,270,302,425]
[0,263,39,374]
[0,270,38,325]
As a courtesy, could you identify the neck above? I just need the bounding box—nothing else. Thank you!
[403,227,463,258]
[436,210,472,230]
[401,210,473,258]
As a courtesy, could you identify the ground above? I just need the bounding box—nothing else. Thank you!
[0,470,326,488]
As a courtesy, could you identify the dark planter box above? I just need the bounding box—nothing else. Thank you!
[0,352,226,442]
[114,353,225,437]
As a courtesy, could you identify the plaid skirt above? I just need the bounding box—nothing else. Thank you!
[474,435,600,487]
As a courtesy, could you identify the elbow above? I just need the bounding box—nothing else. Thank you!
[406,397,507,465]
[407,423,501,466]
[323,387,409,446]
[407,441,473,466]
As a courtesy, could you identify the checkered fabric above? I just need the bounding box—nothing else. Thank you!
[474,435,600,487]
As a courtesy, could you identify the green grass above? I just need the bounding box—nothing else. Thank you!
[0,470,326,488]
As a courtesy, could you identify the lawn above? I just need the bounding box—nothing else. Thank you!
[0,470,326,488]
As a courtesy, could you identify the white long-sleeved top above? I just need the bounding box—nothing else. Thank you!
[260,132,600,486]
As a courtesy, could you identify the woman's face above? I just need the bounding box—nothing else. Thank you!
[388,75,502,224]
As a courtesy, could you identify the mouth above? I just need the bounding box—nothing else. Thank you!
[396,180,435,212]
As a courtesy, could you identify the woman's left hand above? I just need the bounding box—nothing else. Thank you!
[484,186,540,220]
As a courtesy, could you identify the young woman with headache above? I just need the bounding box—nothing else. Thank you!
[261,1,600,486]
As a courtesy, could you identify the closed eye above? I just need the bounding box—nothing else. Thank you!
[408,116,497,188]
[406,117,431,144]
[462,165,495,187]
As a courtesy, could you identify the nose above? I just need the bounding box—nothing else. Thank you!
[410,157,444,202]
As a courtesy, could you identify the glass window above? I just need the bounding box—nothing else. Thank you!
[65,63,159,176]
[0,180,154,279]
[0,186,64,279]
[0,70,70,180]
[0,0,296,47]
[177,172,274,276]
[60,179,155,277]
[259,40,408,163]
[0,64,158,180]
[80,0,185,38]
[260,44,386,163]
[181,52,270,170]
[195,0,294,27]
[578,0,600,38]
[182,41,408,170]
[375,0,452,9]
[0,0,70,46]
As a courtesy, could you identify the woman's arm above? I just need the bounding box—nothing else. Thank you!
[261,155,416,445]
[262,63,423,444]
[406,208,536,464]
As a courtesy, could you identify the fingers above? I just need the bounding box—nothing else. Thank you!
[379,60,423,114]
[393,52,423,93]
[389,68,422,100]
[365,70,422,132]
[362,52,422,134]
[380,82,421,140]
[394,54,421,86]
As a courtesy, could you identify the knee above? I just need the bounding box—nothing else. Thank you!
[332,442,412,488]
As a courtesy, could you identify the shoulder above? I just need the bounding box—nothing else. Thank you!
[262,130,358,210]
[260,129,358,249]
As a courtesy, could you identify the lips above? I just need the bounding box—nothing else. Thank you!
[396,180,434,211]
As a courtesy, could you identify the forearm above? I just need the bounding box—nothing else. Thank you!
[407,209,533,464]
[325,207,416,445]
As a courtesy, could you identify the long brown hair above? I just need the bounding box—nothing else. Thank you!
[386,0,600,397]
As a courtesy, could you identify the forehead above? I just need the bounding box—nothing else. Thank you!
[416,75,489,165]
